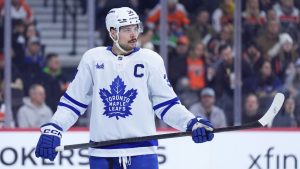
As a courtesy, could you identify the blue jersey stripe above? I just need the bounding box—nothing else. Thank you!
[153,97,179,111]
[161,102,179,120]
[63,93,88,108]
[91,140,158,149]
[58,102,81,117]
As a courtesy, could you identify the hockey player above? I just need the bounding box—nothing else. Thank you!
[35,7,214,169]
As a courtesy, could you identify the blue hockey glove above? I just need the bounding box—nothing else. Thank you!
[35,123,62,161]
[187,117,214,143]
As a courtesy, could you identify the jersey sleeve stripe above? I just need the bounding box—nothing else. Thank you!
[40,123,63,131]
[63,93,89,108]
[90,140,158,149]
[153,97,179,110]
[161,102,179,120]
[58,102,81,117]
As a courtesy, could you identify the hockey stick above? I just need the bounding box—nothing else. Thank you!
[55,93,285,152]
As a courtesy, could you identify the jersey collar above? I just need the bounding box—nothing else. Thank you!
[106,46,140,56]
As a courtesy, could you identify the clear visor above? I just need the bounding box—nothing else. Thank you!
[118,22,143,34]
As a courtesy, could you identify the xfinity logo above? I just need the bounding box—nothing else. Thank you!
[249,147,298,169]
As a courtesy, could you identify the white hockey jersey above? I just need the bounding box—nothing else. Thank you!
[50,46,195,157]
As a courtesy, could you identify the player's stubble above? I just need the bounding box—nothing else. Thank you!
[119,38,138,51]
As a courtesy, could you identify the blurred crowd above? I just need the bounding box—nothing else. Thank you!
[0,0,68,127]
[0,0,300,128]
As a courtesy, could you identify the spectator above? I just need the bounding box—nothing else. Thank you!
[147,0,189,37]
[168,35,189,89]
[12,19,26,46]
[38,53,67,112]
[266,9,278,22]
[272,97,297,127]
[189,87,227,128]
[25,23,39,43]
[271,33,298,80]
[22,37,44,95]
[256,20,281,60]
[273,0,299,32]
[24,37,43,67]
[242,43,264,94]
[211,44,235,125]
[212,0,234,32]
[207,23,234,53]
[12,19,26,68]
[17,84,52,128]
[242,94,261,124]
[213,44,234,98]
[211,44,251,125]
[243,0,266,24]
[255,61,282,112]
[255,61,282,98]
[10,0,33,23]
[11,0,27,21]
[242,0,266,43]
[242,43,264,77]
[283,59,300,118]
[187,42,207,91]
[0,53,24,122]
[186,9,215,46]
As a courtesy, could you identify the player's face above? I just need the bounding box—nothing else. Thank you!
[118,24,139,51]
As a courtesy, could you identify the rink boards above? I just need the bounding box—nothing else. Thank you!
[0,128,299,169]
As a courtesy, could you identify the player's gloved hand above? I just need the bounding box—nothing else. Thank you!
[35,123,62,161]
[187,117,214,143]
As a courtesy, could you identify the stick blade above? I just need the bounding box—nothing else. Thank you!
[258,93,285,126]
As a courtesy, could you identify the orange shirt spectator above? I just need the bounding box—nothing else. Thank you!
[147,0,189,32]
[147,9,189,28]
[187,42,207,90]
[187,57,206,90]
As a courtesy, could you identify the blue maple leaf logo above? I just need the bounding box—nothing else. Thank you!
[99,76,138,120]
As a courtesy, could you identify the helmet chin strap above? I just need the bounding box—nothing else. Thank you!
[109,31,131,54]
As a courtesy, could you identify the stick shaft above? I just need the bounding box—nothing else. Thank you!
[61,121,261,151]
[56,93,284,152]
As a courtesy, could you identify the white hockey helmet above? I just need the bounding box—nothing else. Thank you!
[105,7,142,53]
[105,7,142,33]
